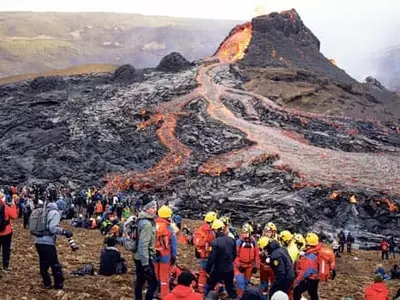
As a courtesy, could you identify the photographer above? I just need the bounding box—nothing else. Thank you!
[32,200,76,289]
[0,192,18,273]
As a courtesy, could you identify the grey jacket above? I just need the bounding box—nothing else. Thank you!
[133,211,156,266]
[34,202,64,246]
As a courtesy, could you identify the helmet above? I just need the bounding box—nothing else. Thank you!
[241,226,250,234]
[305,232,319,246]
[158,205,173,218]
[243,223,254,233]
[293,233,305,245]
[264,222,277,232]
[279,230,293,242]
[258,236,271,250]
[211,219,225,231]
[204,211,217,223]
[220,216,230,225]
[79,214,84,218]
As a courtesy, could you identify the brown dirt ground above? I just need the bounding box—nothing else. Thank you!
[0,219,399,300]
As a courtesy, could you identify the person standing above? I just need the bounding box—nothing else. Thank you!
[338,230,346,254]
[0,193,18,273]
[133,198,158,300]
[205,219,237,299]
[154,205,177,299]
[32,201,74,289]
[389,236,397,259]
[380,238,390,261]
[346,232,354,253]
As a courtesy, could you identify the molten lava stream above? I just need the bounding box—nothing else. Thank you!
[197,64,400,194]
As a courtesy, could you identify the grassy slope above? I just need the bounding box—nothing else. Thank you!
[0,12,239,78]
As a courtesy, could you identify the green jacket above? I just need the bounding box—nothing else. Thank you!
[133,211,156,266]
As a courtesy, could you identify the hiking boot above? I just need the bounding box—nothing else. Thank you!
[2,267,10,274]
[42,285,52,290]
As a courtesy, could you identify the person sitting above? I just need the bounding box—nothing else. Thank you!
[375,264,391,280]
[99,237,127,276]
[364,274,389,300]
[391,264,400,280]
[165,271,202,300]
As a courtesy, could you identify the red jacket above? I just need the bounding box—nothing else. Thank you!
[164,285,202,300]
[0,202,18,236]
[295,244,321,283]
[364,282,389,300]
[380,240,390,252]
[235,237,259,268]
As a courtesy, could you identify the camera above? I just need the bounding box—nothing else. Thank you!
[67,237,79,251]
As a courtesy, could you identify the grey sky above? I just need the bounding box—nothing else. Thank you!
[1,0,399,79]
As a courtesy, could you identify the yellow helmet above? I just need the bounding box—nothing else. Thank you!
[294,233,305,245]
[204,211,217,223]
[158,205,173,218]
[279,230,293,242]
[220,216,230,225]
[258,236,271,250]
[241,226,250,234]
[305,232,319,246]
[264,222,277,232]
[243,223,254,233]
[211,219,225,231]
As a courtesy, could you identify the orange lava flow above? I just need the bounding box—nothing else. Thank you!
[215,22,253,63]
[377,198,399,212]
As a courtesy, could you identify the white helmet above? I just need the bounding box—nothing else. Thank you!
[271,291,289,300]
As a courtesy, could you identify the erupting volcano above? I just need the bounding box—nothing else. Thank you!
[1,9,399,244]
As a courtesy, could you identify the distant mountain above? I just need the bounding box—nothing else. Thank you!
[0,12,239,78]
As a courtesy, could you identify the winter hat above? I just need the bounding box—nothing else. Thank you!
[177,271,194,287]
[241,287,263,300]
[142,195,157,211]
[271,291,289,300]
[374,273,384,283]
[105,237,117,247]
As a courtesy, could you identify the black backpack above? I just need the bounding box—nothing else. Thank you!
[0,202,10,232]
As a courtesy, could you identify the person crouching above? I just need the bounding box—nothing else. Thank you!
[165,271,202,300]
[99,237,127,276]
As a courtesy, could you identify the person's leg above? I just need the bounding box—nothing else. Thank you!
[197,259,208,293]
[293,280,308,300]
[35,244,52,287]
[223,270,237,299]
[382,251,384,260]
[307,280,319,300]
[144,262,158,300]
[234,267,246,297]
[158,262,171,299]
[204,273,218,298]
[134,259,144,300]
[48,246,64,289]
[1,233,12,269]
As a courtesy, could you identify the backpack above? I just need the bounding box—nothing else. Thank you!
[154,222,171,257]
[0,203,10,232]
[193,227,210,259]
[29,204,50,237]
[123,216,139,252]
[317,245,336,281]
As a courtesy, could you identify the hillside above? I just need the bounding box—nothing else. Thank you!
[373,45,400,91]
[0,12,238,78]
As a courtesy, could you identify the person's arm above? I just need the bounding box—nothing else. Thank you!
[47,211,64,235]
[206,241,217,274]
[137,221,152,266]
[169,227,178,259]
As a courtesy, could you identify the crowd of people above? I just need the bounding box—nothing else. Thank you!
[0,185,399,300]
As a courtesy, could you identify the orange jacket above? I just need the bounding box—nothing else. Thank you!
[0,202,18,236]
[235,237,259,268]
[364,282,389,300]
[95,202,103,213]
[193,222,215,258]
[164,285,202,300]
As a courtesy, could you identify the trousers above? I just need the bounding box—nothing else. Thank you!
[134,259,158,300]
[0,233,12,268]
[35,244,64,289]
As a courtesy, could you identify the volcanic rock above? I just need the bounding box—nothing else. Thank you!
[112,64,136,82]
[156,52,193,73]
[240,9,355,85]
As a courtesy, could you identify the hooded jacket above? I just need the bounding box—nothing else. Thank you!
[99,246,125,276]
[164,285,202,300]
[0,201,18,236]
[267,241,295,285]
[294,243,321,284]
[34,202,64,246]
[206,231,237,274]
[133,211,156,266]
[364,282,389,300]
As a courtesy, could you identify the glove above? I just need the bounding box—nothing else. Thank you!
[62,230,73,238]
[252,267,258,274]
[143,264,155,281]
[238,266,246,273]
[170,256,176,266]
[330,269,337,280]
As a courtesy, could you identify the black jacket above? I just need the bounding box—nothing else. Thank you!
[206,231,236,274]
[99,247,126,276]
[338,231,346,243]
[267,241,295,285]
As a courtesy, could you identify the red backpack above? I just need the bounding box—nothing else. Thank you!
[193,226,212,259]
